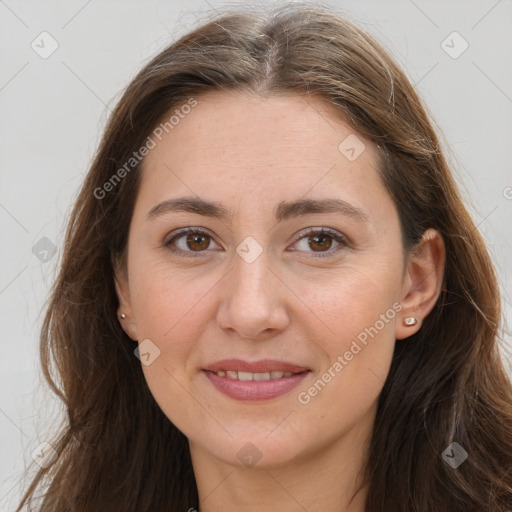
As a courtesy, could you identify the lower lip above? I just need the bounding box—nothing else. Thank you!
[203,370,310,401]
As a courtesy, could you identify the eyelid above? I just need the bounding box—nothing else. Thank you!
[164,226,349,258]
[163,227,220,258]
[289,227,348,258]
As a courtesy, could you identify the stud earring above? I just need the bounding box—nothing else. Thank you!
[403,316,417,327]
[120,313,126,319]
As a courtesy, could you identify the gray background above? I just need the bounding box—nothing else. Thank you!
[1,0,511,508]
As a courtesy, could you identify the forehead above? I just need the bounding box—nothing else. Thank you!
[147,90,373,167]
[137,90,391,224]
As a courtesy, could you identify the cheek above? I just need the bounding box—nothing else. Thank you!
[292,265,399,407]
[129,261,222,365]
[295,262,401,343]
[123,234,215,403]
[128,264,218,431]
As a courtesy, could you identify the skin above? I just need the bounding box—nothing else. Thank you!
[115,90,445,512]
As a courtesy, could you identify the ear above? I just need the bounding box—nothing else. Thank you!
[113,256,139,341]
[395,228,446,340]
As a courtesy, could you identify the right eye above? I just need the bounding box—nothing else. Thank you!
[164,228,221,258]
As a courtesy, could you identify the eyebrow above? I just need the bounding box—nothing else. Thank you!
[146,196,369,224]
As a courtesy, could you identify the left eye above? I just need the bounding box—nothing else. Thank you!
[292,228,347,257]
[164,227,347,258]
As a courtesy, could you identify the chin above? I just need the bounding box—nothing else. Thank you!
[190,428,315,470]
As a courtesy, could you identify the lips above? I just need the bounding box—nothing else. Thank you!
[202,359,311,401]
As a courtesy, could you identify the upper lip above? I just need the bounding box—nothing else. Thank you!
[203,359,310,374]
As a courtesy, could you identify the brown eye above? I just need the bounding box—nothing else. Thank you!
[292,228,347,258]
[165,228,219,257]
[308,232,334,252]
[166,227,347,259]
[185,233,210,251]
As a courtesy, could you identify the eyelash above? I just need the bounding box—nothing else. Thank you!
[164,227,348,259]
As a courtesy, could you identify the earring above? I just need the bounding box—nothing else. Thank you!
[120,313,126,319]
[403,316,417,327]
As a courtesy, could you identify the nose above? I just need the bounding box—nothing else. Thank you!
[215,249,290,340]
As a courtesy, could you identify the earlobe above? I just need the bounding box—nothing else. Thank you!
[113,260,139,341]
[395,228,445,340]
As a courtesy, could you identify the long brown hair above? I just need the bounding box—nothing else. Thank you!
[18,3,512,511]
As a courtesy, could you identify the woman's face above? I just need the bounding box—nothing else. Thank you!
[116,91,429,469]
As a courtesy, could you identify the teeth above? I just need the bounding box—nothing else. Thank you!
[253,372,271,380]
[213,370,297,380]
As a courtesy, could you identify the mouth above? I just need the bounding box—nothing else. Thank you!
[206,370,300,380]
[202,359,311,401]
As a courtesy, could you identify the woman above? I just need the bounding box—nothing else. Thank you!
[18,3,512,511]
